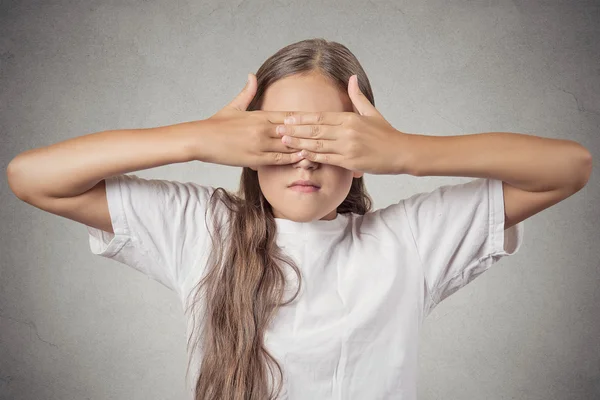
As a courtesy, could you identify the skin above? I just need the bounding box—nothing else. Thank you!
[250,71,364,222]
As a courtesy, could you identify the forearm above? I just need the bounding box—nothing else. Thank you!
[7,121,201,200]
[402,131,592,192]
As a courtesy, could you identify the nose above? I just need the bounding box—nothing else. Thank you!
[294,157,319,169]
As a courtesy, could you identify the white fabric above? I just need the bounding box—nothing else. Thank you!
[87,174,524,399]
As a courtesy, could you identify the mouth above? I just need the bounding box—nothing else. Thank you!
[289,185,320,193]
[288,180,321,189]
[288,180,321,193]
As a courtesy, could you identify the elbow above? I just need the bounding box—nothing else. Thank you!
[7,157,32,202]
[573,145,593,191]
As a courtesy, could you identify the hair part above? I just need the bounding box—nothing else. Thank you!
[184,37,375,400]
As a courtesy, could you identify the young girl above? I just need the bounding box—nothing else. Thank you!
[7,38,592,400]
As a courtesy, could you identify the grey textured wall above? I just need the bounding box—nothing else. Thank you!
[1,0,599,399]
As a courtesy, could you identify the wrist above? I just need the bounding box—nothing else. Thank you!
[394,131,421,176]
[174,119,212,163]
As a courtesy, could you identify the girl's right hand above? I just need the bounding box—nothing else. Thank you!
[194,73,306,168]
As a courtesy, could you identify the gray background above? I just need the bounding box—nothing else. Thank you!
[1,0,599,399]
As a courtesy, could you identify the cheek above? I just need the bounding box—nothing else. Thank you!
[332,168,355,183]
[257,167,287,188]
[321,172,354,194]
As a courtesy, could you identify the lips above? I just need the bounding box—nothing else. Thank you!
[289,180,321,188]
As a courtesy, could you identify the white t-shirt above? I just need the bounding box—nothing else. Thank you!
[86,174,524,399]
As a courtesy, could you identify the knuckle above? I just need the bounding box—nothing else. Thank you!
[316,112,325,124]
[310,125,320,138]
[346,126,358,138]
[314,140,323,151]
[273,151,283,164]
[255,131,267,147]
[251,125,262,139]
[248,112,260,125]
[347,141,360,156]
[284,111,297,125]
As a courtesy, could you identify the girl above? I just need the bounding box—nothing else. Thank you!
[7,38,592,400]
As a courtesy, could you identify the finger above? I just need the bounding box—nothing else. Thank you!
[267,150,306,165]
[348,74,383,118]
[228,73,256,111]
[276,123,335,140]
[280,135,339,154]
[279,111,346,126]
[298,150,344,167]
[265,111,298,125]
[266,137,311,154]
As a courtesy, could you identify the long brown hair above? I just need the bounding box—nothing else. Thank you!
[184,38,375,400]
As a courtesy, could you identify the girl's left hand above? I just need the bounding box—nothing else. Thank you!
[276,75,410,175]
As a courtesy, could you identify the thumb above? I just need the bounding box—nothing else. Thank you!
[228,73,257,111]
[348,74,382,118]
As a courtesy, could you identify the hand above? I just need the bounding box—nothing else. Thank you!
[196,73,306,168]
[274,75,410,175]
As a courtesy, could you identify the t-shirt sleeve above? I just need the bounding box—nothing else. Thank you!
[401,178,524,315]
[85,173,217,294]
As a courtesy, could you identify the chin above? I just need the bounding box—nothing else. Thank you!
[275,210,319,222]
[287,214,315,223]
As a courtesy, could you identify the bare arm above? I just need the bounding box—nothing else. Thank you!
[7,121,202,199]
[6,120,204,233]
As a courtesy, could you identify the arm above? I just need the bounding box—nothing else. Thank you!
[6,121,205,234]
[6,121,202,200]
[401,131,593,229]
